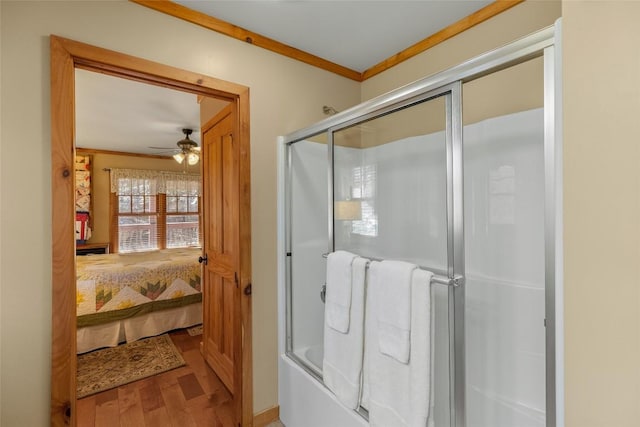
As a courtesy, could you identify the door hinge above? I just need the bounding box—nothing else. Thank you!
[234,271,239,287]
[244,283,252,296]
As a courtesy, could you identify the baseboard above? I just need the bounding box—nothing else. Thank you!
[253,405,280,427]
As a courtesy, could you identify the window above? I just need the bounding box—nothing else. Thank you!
[351,164,378,237]
[110,169,201,253]
[165,179,200,248]
[115,176,158,252]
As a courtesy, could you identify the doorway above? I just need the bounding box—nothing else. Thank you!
[50,36,252,427]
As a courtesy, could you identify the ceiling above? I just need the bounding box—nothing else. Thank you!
[174,0,494,72]
[76,1,495,155]
[75,69,204,155]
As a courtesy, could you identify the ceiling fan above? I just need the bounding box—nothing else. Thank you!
[150,128,200,165]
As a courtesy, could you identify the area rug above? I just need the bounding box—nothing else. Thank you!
[187,324,203,336]
[77,334,185,398]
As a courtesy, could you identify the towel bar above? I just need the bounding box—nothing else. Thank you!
[321,252,463,287]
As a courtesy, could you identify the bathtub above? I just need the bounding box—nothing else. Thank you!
[281,334,372,426]
[279,348,368,427]
[292,344,323,373]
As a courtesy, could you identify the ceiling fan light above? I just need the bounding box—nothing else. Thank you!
[173,152,186,164]
[187,152,200,165]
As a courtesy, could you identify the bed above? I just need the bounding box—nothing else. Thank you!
[76,247,202,354]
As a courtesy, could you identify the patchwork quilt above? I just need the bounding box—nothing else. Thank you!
[77,247,202,327]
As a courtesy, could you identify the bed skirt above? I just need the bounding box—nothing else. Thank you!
[77,302,202,354]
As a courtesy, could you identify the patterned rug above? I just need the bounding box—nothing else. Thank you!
[77,334,185,398]
[187,324,203,336]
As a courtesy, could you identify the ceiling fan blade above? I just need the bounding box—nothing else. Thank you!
[148,147,181,155]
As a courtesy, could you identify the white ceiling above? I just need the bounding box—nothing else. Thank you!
[75,69,203,155]
[175,0,493,72]
[76,1,493,154]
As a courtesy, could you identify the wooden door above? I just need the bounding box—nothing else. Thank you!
[201,103,241,395]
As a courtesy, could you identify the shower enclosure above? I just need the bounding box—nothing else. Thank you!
[278,22,562,427]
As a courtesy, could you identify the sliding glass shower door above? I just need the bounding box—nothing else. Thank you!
[331,96,448,268]
[287,132,329,376]
[331,92,456,426]
[462,57,547,427]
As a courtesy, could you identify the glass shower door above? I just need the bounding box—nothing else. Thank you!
[287,132,329,376]
[462,58,546,427]
[330,86,463,426]
[332,97,448,271]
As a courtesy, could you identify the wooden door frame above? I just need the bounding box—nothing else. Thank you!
[50,35,252,427]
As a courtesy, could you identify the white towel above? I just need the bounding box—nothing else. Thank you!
[367,263,433,427]
[325,250,357,333]
[427,283,436,427]
[376,260,417,363]
[323,256,369,409]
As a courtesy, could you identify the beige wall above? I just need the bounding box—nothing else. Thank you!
[463,57,544,125]
[0,1,360,424]
[350,53,545,152]
[563,2,640,426]
[357,0,557,165]
[80,152,192,245]
[361,0,561,101]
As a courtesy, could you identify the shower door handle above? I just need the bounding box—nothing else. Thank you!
[320,284,326,304]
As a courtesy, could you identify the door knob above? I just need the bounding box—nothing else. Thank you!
[198,254,208,265]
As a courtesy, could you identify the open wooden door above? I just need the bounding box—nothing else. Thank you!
[200,101,252,427]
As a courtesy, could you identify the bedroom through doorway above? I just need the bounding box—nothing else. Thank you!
[73,68,228,424]
[50,36,253,427]
[73,68,218,355]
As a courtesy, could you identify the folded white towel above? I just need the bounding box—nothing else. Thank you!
[325,250,358,333]
[323,256,369,409]
[367,263,433,427]
[376,260,417,364]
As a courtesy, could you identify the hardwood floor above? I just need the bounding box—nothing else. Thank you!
[77,329,236,427]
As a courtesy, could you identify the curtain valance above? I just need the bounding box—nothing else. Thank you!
[109,168,201,195]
